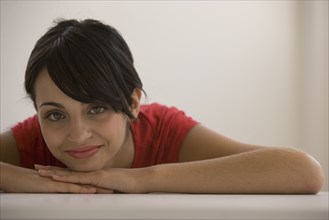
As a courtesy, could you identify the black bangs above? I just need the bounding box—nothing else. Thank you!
[25,19,144,120]
[46,22,138,118]
[47,33,122,105]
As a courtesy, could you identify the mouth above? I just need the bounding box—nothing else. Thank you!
[65,145,102,159]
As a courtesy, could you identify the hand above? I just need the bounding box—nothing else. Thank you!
[36,164,148,193]
[36,164,114,193]
[0,162,97,193]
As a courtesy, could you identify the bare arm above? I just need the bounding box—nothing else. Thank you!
[0,130,105,193]
[146,147,324,194]
[40,125,324,194]
[168,125,324,193]
[0,130,20,166]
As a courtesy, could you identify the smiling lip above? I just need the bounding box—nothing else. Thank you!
[65,145,102,159]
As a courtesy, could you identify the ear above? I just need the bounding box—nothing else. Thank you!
[130,88,142,118]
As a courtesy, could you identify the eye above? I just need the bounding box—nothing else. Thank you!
[45,112,65,121]
[88,106,106,115]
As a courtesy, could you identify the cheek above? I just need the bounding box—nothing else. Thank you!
[39,123,66,153]
[96,115,128,143]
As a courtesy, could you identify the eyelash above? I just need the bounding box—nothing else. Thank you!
[44,106,107,122]
[44,111,65,122]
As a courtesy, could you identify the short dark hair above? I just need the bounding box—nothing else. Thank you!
[25,18,144,119]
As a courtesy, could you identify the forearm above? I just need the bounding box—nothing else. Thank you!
[1,162,19,191]
[1,162,100,193]
[141,147,324,194]
[35,147,324,194]
[0,162,34,192]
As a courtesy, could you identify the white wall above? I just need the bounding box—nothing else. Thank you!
[1,1,328,190]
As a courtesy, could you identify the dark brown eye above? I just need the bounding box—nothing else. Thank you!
[47,112,65,121]
[89,106,106,115]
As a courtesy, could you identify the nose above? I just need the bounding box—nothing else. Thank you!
[67,117,93,144]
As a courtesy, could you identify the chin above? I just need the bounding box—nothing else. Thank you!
[65,161,104,172]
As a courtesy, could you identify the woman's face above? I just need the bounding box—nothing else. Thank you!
[34,68,136,172]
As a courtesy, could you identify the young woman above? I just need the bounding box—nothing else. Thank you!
[0,19,324,194]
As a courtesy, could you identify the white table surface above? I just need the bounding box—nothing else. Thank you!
[1,192,328,219]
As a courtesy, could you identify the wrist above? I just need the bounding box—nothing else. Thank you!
[129,166,157,193]
[117,163,185,194]
[135,164,172,193]
[0,162,17,192]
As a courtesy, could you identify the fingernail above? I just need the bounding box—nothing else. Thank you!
[34,164,42,169]
[88,188,97,193]
[80,187,96,194]
[52,174,62,179]
[38,169,51,175]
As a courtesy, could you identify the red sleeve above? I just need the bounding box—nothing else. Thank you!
[11,115,65,169]
[130,103,198,168]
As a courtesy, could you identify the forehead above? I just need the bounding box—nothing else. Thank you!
[34,68,73,107]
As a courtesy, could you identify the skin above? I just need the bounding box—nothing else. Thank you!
[35,69,138,172]
[0,69,325,194]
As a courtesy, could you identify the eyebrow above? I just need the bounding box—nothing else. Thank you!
[39,102,65,109]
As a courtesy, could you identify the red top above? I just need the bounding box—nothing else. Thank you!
[11,103,198,169]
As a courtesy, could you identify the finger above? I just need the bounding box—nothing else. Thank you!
[55,182,97,194]
[35,164,68,171]
[51,172,118,193]
[95,188,114,194]
[52,170,108,187]
[52,173,95,185]
[38,169,72,178]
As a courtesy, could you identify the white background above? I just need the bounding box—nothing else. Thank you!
[1,1,328,190]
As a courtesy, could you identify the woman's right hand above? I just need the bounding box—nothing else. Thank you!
[0,162,99,193]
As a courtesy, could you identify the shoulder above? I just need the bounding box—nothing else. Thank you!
[10,114,42,155]
[130,103,198,167]
[11,115,64,168]
[11,115,40,138]
[139,103,176,115]
[133,102,198,142]
[138,103,194,122]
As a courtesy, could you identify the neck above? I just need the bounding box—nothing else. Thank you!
[105,125,135,169]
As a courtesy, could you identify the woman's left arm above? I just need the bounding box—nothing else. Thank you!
[159,124,324,194]
[145,147,324,194]
[38,125,324,194]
